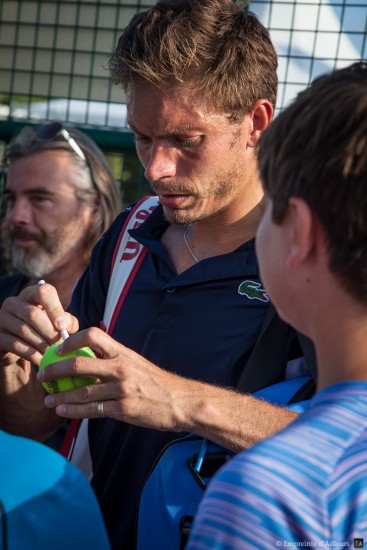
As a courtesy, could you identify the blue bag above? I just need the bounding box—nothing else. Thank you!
[136,374,313,550]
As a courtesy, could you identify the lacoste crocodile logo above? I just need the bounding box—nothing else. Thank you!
[238,280,269,302]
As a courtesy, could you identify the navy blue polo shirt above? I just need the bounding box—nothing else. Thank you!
[70,203,273,549]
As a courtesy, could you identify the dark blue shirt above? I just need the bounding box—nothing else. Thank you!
[70,204,282,549]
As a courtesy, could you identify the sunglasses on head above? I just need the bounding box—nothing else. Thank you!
[36,122,87,163]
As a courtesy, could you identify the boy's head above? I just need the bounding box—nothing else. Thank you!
[257,61,367,307]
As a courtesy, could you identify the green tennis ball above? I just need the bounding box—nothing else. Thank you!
[39,342,97,394]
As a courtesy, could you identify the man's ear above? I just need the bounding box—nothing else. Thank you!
[247,99,273,148]
[286,197,316,269]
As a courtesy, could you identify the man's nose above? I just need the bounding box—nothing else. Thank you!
[144,145,177,181]
[5,198,32,225]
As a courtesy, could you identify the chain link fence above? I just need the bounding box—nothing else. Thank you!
[1,0,366,203]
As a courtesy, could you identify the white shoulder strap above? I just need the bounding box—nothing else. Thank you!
[65,196,159,475]
[103,195,160,334]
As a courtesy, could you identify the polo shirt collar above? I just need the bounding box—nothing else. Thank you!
[129,203,260,282]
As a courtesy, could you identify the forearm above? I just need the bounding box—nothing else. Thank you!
[0,357,63,440]
[176,381,298,452]
[36,336,298,447]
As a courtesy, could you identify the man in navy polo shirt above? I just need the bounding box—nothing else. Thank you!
[0,1,315,548]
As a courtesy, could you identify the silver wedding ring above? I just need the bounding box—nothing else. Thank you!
[97,401,105,418]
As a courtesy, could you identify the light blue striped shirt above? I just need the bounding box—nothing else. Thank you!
[188,382,367,549]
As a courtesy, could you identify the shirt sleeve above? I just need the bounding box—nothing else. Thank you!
[69,207,132,329]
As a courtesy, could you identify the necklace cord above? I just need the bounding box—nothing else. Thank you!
[183,225,200,263]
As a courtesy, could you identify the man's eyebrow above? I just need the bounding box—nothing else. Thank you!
[165,125,199,135]
[3,187,55,197]
[127,121,200,136]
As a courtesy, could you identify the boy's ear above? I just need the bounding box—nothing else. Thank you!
[286,198,317,269]
[247,99,273,148]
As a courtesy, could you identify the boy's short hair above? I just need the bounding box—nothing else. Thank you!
[109,0,278,120]
[257,61,367,303]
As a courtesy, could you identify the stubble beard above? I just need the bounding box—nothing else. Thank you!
[155,163,242,226]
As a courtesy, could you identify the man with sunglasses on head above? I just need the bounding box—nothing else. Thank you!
[0,2,316,548]
[0,122,121,309]
[0,122,121,443]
